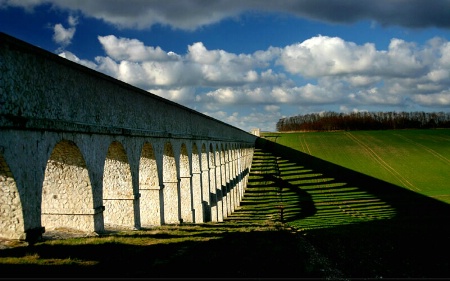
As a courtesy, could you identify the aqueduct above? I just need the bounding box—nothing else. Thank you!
[0,33,257,241]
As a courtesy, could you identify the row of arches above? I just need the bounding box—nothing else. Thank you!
[0,133,254,241]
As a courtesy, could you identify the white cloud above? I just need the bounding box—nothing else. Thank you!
[58,50,97,69]
[95,36,270,89]
[265,105,280,112]
[279,36,380,77]
[67,14,78,26]
[98,35,171,62]
[344,75,382,87]
[56,33,450,131]
[203,109,282,132]
[53,23,75,46]
[412,92,450,106]
[149,87,197,104]
[427,69,449,82]
[348,88,403,105]
[52,15,78,50]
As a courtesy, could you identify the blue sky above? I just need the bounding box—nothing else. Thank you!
[1,1,450,132]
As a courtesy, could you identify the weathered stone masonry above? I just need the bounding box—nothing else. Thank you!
[0,33,257,241]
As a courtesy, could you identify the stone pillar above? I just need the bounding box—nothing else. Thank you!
[231,148,241,208]
[227,148,235,214]
[201,144,211,222]
[214,148,224,222]
[162,142,180,224]
[237,147,245,201]
[179,175,193,223]
[225,148,235,214]
[209,145,218,222]
[0,131,50,242]
[138,142,161,227]
[191,171,203,223]
[220,148,229,218]
[179,144,193,223]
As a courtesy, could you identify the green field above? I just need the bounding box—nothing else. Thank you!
[249,129,450,277]
[262,129,450,204]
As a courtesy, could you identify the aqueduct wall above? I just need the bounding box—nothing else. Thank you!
[0,33,257,241]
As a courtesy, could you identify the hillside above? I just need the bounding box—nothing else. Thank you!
[262,129,450,204]
[256,131,450,278]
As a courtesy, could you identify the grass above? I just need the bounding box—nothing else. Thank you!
[0,172,337,279]
[263,129,450,203]
[1,129,450,279]
[256,130,450,278]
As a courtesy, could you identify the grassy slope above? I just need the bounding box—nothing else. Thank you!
[259,129,450,278]
[264,129,450,204]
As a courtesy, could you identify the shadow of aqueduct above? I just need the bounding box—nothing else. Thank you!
[250,137,450,278]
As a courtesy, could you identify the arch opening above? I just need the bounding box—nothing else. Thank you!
[162,142,179,224]
[42,140,94,232]
[103,141,134,229]
[179,143,192,223]
[191,143,203,223]
[139,142,160,226]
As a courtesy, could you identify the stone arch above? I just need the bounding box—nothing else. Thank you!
[139,142,160,226]
[0,152,24,240]
[191,142,203,223]
[103,141,134,229]
[41,140,94,232]
[179,143,193,223]
[162,141,179,224]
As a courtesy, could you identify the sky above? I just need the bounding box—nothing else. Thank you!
[1,1,450,132]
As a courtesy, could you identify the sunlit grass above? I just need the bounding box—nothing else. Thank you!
[0,252,98,266]
[264,129,450,203]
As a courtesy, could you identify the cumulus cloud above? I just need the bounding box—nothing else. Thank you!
[93,35,274,90]
[412,92,450,106]
[278,35,433,79]
[58,50,97,69]
[55,33,450,124]
[52,15,78,50]
[203,109,283,132]
[3,0,450,30]
[98,35,171,61]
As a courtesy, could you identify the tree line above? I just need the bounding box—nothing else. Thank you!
[276,111,450,132]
